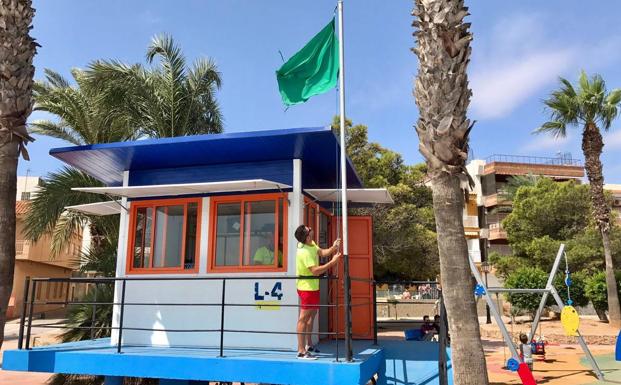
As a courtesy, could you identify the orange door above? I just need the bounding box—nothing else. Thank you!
[329,216,374,339]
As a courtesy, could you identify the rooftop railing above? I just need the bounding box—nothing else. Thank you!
[485,154,582,166]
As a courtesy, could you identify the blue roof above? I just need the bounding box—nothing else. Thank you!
[50,127,363,188]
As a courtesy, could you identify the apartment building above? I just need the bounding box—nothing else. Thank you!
[466,154,585,259]
[8,178,84,319]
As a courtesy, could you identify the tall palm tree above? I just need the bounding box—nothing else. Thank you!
[31,68,138,144]
[536,71,621,327]
[412,1,489,384]
[84,34,223,138]
[0,0,36,351]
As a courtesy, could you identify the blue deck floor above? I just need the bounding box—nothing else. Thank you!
[3,338,451,385]
[3,338,384,385]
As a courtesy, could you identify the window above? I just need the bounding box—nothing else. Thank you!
[210,193,287,271]
[127,198,201,273]
[318,210,331,249]
[20,191,31,201]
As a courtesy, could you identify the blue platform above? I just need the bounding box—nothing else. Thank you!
[3,339,451,385]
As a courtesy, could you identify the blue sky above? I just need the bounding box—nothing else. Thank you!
[22,1,621,181]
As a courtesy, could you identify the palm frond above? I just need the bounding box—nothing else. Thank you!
[29,120,84,145]
[534,121,567,138]
[23,167,105,242]
[50,211,88,258]
[43,68,71,88]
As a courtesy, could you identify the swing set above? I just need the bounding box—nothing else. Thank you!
[469,244,605,384]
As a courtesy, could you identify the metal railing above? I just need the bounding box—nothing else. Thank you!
[17,277,447,384]
[485,154,582,166]
[17,275,373,362]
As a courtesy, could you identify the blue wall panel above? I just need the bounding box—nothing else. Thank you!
[128,160,292,187]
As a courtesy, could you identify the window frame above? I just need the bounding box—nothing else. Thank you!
[304,197,319,243]
[208,192,288,273]
[126,197,202,275]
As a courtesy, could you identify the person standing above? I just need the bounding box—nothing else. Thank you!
[294,225,341,359]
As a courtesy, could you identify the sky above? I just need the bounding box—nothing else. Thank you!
[21,1,621,182]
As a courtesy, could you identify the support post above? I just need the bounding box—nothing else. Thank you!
[549,286,604,381]
[219,278,226,357]
[91,283,98,340]
[468,255,520,359]
[337,0,352,362]
[372,280,378,346]
[25,280,37,350]
[438,293,448,385]
[17,277,30,349]
[116,280,126,354]
[529,244,565,341]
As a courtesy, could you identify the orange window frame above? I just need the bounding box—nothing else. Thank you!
[126,197,202,275]
[208,193,288,273]
[303,197,319,243]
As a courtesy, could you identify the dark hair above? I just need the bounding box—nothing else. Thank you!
[423,315,430,321]
[295,225,309,243]
[519,333,528,344]
[434,315,440,320]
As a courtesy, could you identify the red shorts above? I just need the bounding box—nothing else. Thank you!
[297,289,320,310]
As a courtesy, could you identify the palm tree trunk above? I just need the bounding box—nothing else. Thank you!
[0,139,18,350]
[432,173,489,385]
[582,122,621,327]
[413,0,489,383]
[0,0,37,350]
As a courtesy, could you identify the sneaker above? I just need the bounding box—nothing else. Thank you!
[297,351,317,360]
[306,345,320,353]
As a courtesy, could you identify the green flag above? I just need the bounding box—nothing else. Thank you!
[276,18,339,106]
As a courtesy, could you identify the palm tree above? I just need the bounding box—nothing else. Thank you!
[31,68,138,145]
[412,1,489,384]
[536,71,621,327]
[0,0,36,351]
[84,34,223,138]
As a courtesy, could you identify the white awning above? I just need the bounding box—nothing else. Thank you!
[66,201,123,216]
[72,179,291,199]
[305,188,394,204]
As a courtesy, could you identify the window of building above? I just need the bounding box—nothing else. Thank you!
[127,198,201,273]
[20,191,31,201]
[318,210,331,249]
[210,193,287,271]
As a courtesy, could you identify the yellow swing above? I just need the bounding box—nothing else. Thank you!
[560,256,579,337]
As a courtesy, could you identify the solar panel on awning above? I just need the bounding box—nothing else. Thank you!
[305,188,393,204]
[66,201,123,216]
[72,179,291,199]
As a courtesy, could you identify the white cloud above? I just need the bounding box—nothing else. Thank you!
[470,49,574,119]
[604,129,621,150]
[521,132,574,152]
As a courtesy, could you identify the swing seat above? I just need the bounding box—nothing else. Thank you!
[561,306,579,336]
[615,330,621,361]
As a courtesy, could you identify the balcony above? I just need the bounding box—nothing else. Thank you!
[483,154,584,178]
[488,223,507,240]
[15,240,30,258]
[463,215,479,229]
[483,193,511,208]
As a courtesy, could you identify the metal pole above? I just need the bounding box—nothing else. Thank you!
[91,283,98,340]
[219,278,226,357]
[484,272,491,324]
[335,284,339,362]
[549,286,604,381]
[468,255,520,359]
[17,277,30,349]
[25,280,36,350]
[529,244,565,341]
[337,0,352,363]
[372,281,378,345]
[438,293,448,385]
[116,280,127,354]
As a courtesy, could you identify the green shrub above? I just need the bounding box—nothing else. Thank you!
[585,271,621,312]
[504,267,549,314]
[553,270,588,308]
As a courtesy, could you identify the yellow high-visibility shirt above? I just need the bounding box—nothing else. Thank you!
[296,241,320,291]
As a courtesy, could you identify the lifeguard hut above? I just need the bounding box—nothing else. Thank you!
[4,127,452,385]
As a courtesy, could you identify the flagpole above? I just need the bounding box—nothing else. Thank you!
[337,0,352,362]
